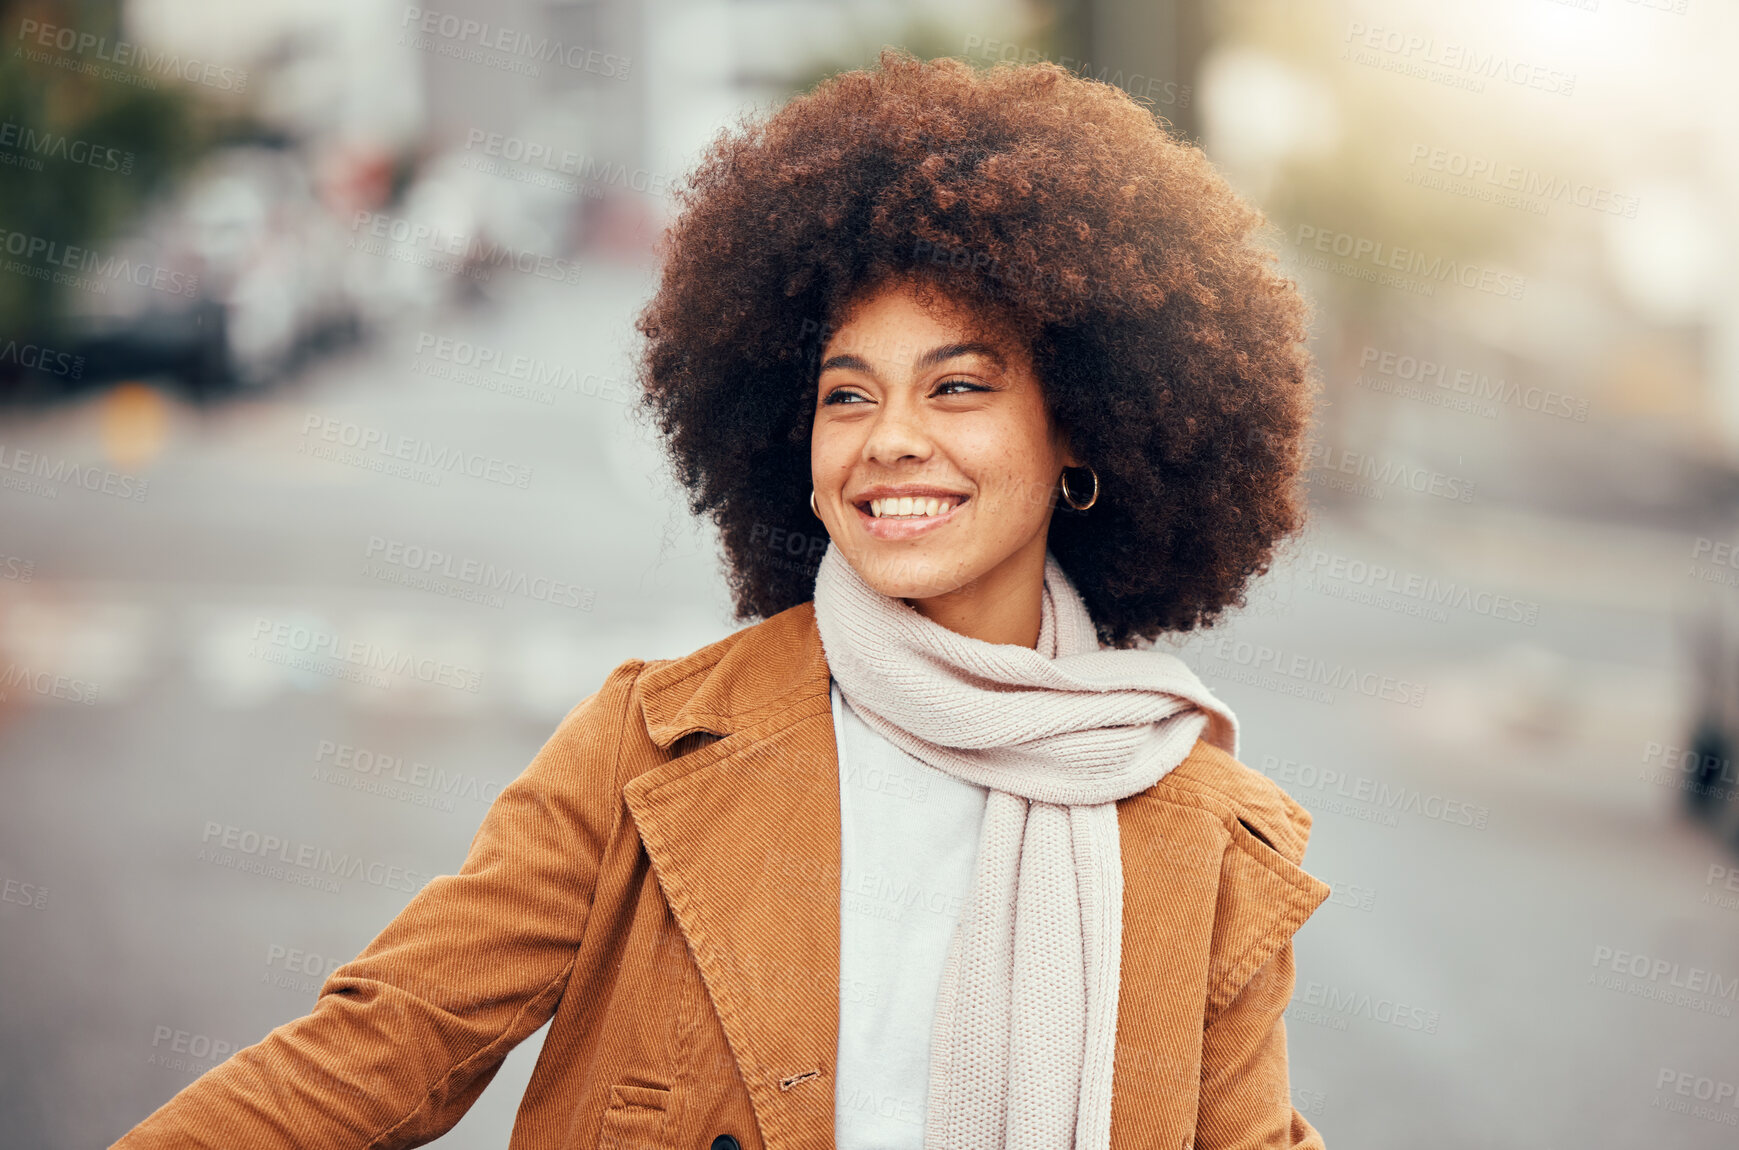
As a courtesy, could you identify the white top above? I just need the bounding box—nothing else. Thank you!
[831,680,990,1150]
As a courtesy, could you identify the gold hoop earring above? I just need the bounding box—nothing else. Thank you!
[1060,465,1099,511]
[809,490,820,518]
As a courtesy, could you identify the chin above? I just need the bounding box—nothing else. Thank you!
[846,547,980,602]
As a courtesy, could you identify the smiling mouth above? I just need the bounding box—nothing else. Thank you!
[861,495,967,519]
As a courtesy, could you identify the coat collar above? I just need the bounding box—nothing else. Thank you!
[636,602,831,748]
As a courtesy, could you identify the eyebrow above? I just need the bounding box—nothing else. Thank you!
[818,341,1007,377]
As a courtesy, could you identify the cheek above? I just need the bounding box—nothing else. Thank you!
[988,470,1056,525]
[962,439,1058,524]
[810,422,853,482]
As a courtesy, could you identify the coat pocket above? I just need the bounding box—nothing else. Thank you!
[598,1083,671,1150]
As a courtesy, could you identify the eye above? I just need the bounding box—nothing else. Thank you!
[821,387,870,406]
[934,378,989,396]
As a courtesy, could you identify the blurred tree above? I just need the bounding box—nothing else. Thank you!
[0,0,217,388]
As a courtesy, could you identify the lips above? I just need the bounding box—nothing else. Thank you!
[848,488,970,541]
[866,495,963,519]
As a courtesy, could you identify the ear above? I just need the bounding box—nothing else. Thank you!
[1053,430,1081,470]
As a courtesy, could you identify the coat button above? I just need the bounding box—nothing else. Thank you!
[709,1138,741,1150]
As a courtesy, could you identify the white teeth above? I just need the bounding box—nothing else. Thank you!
[868,497,960,518]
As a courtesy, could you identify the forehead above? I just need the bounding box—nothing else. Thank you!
[821,279,1023,365]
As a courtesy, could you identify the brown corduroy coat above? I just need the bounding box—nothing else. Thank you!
[115,602,1332,1150]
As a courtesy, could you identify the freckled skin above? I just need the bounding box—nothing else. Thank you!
[810,281,1076,648]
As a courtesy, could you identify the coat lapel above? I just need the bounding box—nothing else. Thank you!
[622,605,842,1150]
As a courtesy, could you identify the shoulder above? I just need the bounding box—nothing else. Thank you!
[510,605,826,840]
[1137,738,1331,1023]
[545,602,828,759]
[1147,738,1315,867]
[633,603,829,744]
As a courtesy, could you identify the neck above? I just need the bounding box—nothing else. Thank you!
[905,537,1049,648]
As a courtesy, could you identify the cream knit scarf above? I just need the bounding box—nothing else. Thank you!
[811,541,1237,1150]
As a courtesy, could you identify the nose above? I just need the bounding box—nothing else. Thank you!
[861,396,932,466]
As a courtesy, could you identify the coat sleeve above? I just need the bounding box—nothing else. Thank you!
[1194,940,1326,1149]
[110,659,648,1150]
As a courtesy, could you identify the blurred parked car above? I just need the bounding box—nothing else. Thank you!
[54,142,367,400]
[1683,569,1739,851]
[41,125,595,402]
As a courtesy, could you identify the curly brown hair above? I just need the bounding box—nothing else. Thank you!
[636,49,1316,647]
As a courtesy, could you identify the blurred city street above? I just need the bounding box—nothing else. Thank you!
[3,256,1737,1147]
[5,0,1739,1147]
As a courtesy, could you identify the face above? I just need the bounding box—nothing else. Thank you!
[810,279,1076,608]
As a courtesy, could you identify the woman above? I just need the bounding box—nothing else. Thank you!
[115,50,1327,1150]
